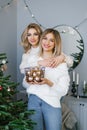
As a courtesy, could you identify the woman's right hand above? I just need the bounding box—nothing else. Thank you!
[26,78,53,87]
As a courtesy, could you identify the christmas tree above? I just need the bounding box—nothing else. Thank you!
[0,53,35,130]
[71,39,84,69]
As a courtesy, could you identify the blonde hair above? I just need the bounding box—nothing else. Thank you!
[20,23,43,53]
[39,28,62,57]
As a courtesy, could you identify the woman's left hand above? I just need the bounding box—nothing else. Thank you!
[35,78,53,87]
[38,54,65,68]
[49,55,65,68]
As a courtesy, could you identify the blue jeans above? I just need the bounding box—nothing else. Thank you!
[28,94,62,130]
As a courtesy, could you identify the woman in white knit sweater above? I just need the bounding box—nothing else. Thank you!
[19,23,73,74]
[22,28,70,130]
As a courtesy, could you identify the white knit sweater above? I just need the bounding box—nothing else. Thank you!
[23,63,70,108]
[19,46,39,74]
[20,48,70,108]
[19,46,73,74]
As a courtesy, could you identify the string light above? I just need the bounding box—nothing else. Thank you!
[0,0,14,10]
[75,18,87,29]
[23,0,46,29]
[23,0,87,31]
[0,0,87,31]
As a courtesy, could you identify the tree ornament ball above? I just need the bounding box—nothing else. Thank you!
[7,87,11,92]
[0,86,3,90]
[25,66,45,82]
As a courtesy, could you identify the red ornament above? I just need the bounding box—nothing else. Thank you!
[0,86,3,90]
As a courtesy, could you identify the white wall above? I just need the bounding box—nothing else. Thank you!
[0,0,17,82]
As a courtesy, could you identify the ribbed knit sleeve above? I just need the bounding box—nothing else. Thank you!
[19,53,29,74]
[50,63,70,97]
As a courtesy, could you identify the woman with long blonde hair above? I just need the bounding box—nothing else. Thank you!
[23,28,70,130]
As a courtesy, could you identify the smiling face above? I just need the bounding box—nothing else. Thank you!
[39,28,62,57]
[41,33,55,53]
[27,28,39,48]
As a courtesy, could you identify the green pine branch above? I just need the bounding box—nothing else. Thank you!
[0,53,35,130]
[70,39,84,69]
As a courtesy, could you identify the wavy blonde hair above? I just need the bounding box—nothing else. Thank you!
[20,23,43,53]
[39,28,62,57]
